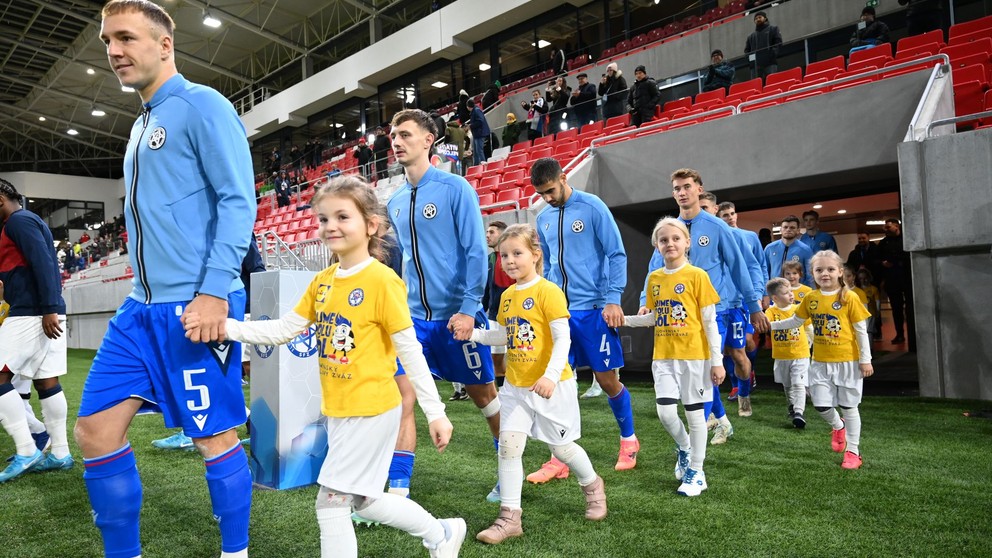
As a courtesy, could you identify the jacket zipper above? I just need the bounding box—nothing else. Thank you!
[409,186,431,320]
[557,206,568,307]
[131,107,152,303]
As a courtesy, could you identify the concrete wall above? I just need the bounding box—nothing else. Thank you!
[898,129,992,401]
[0,171,125,223]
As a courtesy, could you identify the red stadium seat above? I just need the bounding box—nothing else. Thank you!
[896,43,942,61]
[556,128,578,142]
[528,147,553,161]
[694,89,725,104]
[662,97,693,113]
[512,140,532,152]
[494,188,521,212]
[532,135,554,148]
[805,56,845,77]
[486,159,506,173]
[604,114,629,128]
[765,67,803,88]
[478,175,500,193]
[729,78,762,97]
[949,27,992,47]
[581,121,604,135]
[478,192,495,214]
[949,15,992,42]
[897,29,946,54]
[501,168,526,186]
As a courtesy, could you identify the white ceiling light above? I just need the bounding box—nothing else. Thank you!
[67,128,79,136]
[865,220,886,226]
[91,107,106,117]
[122,86,135,93]
[38,116,46,122]
[431,81,448,88]
[479,63,491,71]
[812,203,823,209]
[86,68,95,75]
[202,12,222,28]
[837,209,847,214]
[531,40,551,48]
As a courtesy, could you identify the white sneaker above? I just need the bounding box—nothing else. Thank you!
[427,518,466,558]
[676,468,707,497]
[710,422,734,445]
[580,383,603,399]
[674,446,690,481]
[705,413,719,431]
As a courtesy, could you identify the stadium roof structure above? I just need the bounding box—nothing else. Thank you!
[0,0,434,178]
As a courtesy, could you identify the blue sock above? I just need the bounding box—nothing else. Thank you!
[739,369,752,397]
[747,348,758,372]
[711,386,726,419]
[83,443,142,558]
[388,450,415,489]
[607,385,636,438]
[204,444,251,553]
[493,436,499,452]
[724,355,738,389]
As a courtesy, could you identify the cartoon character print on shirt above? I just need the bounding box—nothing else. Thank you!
[824,316,842,338]
[654,299,689,329]
[515,319,537,351]
[773,325,802,344]
[328,315,356,364]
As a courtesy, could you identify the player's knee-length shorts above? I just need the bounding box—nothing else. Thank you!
[78,291,247,438]
[0,315,67,379]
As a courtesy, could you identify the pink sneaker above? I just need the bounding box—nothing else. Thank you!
[831,422,847,453]
[526,456,569,484]
[615,439,640,471]
[581,476,607,521]
[841,451,863,470]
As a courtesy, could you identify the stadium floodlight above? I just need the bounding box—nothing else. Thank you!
[38,116,46,122]
[203,11,222,28]
[67,128,79,136]
[91,107,106,117]
[479,63,491,71]
[86,68,96,75]
[431,81,448,88]
[531,40,551,48]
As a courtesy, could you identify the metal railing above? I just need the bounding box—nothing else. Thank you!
[259,230,308,270]
[926,110,992,138]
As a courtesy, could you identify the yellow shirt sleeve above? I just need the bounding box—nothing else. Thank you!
[377,267,414,335]
[293,267,334,323]
[539,279,570,322]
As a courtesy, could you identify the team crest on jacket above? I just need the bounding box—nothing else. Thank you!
[571,220,585,233]
[697,235,710,247]
[522,297,535,310]
[790,255,800,262]
[423,203,438,219]
[348,288,365,306]
[147,127,166,150]
[674,283,685,294]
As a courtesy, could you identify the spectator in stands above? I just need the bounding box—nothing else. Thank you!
[482,81,501,110]
[444,118,470,175]
[744,11,783,80]
[898,0,944,37]
[851,7,891,50]
[289,144,302,173]
[549,44,566,76]
[599,62,628,121]
[457,89,471,125]
[373,126,391,180]
[546,76,571,133]
[878,218,913,346]
[326,165,342,179]
[799,210,838,253]
[467,99,491,166]
[702,49,735,93]
[627,65,661,128]
[522,89,548,139]
[570,73,598,128]
[80,231,91,244]
[275,170,291,208]
[429,109,446,140]
[354,137,373,180]
[502,113,525,148]
[268,146,281,174]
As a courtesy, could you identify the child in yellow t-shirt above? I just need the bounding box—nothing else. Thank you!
[764,278,813,429]
[856,269,881,338]
[781,260,812,306]
[624,218,724,498]
[184,177,465,557]
[470,224,606,544]
[771,250,873,470]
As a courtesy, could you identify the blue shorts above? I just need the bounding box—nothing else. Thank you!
[718,307,748,350]
[78,291,248,437]
[398,310,494,385]
[568,309,624,372]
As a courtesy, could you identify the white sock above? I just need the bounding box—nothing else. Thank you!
[497,431,526,510]
[790,385,807,415]
[316,507,357,558]
[718,414,732,427]
[357,493,446,546]
[656,403,689,450]
[550,442,597,486]
[18,397,45,434]
[685,408,707,470]
[220,550,248,558]
[0,388,35,456]
[841,407,862,455]
[817,407,844,430]
[39,391,69,458]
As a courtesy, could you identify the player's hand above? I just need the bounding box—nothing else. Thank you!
[42,313,63,339]
[183,311,203,338]
[602,304,624,328]
[761,296,770,310]
[182,294,229,344]
[711,364,726,386]
[750,311,770,334]
[530,377,556,399]
[447,313,475,341]
[428,417,454,452]
[637,305,651,316]
[860,363,874,378]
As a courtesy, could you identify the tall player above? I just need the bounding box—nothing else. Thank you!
[0,179,71,482]
[639,169,769,444]
[386,108,501,501]
[74,2,255,557]
[527,158,639,482]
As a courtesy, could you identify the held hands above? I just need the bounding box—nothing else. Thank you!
[531,377,556,399]
[448,313,475,341]
[711,364,726,386]
[42,313,63,340]
[750,311,770,334]
[182,294,229,343]
[637,305,651,316]
[428,417,454,452]
[860,363,874,378]
[602,304,624,328]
